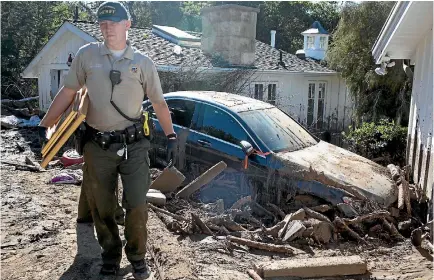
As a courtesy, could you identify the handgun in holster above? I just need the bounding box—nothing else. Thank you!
[74,122,88,155]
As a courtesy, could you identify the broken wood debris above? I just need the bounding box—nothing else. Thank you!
[230,195,251,210]
[254,255,367,278]
[334,216,367,244]
[176,161,227,198]
[227,236,294,255]
[145,159,422,255]
[311,204,332,213]
[303,206,331,223]
[1,160,44,172]
[191,213,213,236]
[267,202,286,220]
[246,269,263,280]
[148,203,188,222]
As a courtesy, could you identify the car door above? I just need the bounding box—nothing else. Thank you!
[188,103,269,206]
[144,98,198,170]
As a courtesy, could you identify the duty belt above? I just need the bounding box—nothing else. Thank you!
[87,122,146,150]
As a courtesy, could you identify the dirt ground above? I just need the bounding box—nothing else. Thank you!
[1,128,433,280]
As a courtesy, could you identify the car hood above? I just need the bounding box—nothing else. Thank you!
[275,141,397,207]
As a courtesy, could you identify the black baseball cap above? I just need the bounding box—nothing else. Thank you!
[97,1,130,22]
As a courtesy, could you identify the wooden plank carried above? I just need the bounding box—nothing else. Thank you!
[41,89,89,168]
[41,91,81,156]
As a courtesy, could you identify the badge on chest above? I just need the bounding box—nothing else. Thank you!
[130,65,139,74]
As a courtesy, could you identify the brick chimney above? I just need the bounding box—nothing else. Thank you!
[201,5,259,67]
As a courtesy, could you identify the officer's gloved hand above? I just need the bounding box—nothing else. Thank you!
[38,126,48,148]
[166,133,177,167]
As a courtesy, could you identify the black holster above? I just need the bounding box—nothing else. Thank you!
[74,122,89,155]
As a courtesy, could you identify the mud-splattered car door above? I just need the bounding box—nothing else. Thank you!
[145,98,198,170]
[188,103,269,207]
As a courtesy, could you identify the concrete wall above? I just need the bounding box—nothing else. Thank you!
[201,5,259,66]
[36,30,88,111]
[406,27,433,201]
[239,71,354,133]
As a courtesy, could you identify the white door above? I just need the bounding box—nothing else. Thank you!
[50,69,69,99]
[307,81,327,129]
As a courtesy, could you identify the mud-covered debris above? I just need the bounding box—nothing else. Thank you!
[282,220,306,242]
[150,165,185,194]
[337,203,359,218]
[312,204,332,213]
[147,189,167,206]
[387,164,401,182]
[176,161,227,198]
[254,255,367,278]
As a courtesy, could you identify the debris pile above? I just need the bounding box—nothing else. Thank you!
[147,161,432,259]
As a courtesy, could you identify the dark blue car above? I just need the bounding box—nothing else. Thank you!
[143,91,396,208]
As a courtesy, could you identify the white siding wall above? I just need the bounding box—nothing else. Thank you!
[35,30,88,111]
[240,71,354,132]
[407,27,433,200]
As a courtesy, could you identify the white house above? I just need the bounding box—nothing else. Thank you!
[372,1,433,202]
[21,4,353,135]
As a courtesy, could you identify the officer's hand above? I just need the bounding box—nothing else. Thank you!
[166,134,177,166]
[38,126,48,148]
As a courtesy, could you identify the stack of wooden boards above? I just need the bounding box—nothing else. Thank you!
[41,88,89,168]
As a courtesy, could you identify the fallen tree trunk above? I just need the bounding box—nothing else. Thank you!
[227,236,294,255]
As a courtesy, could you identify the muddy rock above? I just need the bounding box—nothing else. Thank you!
[302,218,333,243]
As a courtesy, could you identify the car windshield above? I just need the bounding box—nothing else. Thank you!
[239,107,318,152]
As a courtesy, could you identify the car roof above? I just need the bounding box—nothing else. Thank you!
[163,91,275,113]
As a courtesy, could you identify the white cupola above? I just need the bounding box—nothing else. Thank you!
[298,21,329,60]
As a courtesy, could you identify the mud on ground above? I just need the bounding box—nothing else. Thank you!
[1,128,432,280]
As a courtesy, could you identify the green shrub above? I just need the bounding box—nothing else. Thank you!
[343,119,407,166]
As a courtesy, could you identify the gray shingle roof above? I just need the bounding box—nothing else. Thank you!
[73,21,334,73]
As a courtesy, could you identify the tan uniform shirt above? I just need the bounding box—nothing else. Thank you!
[64,41,164,131]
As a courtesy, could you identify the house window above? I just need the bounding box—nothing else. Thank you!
[267,84,277,105]
[254,84,264,100]
[307,36,315,49]
[317,82,326,129]
[307,81,327,129]
[307,83,315,126]
[319,37,327,49]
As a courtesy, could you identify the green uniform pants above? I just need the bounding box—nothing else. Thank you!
[81,138,151,265]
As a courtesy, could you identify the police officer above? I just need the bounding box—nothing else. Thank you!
[39,2,177,278]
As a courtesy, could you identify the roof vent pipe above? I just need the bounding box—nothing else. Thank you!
[270,30,276,48]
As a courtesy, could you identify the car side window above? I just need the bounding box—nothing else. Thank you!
[166,99,196,127]
[198,105,248,145]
